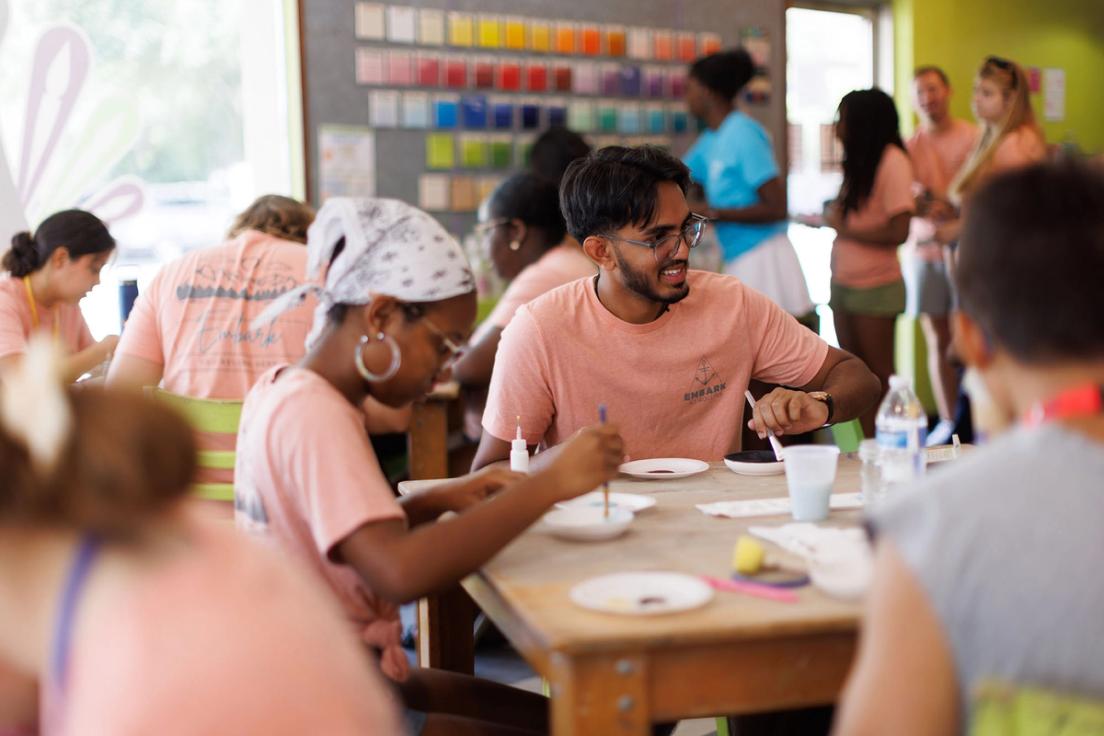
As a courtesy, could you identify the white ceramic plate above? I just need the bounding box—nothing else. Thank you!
[724,450,785,477]
[556,492,657,514]
[570,572,715,615]
[541,507,633,542]
[619,458,710,480]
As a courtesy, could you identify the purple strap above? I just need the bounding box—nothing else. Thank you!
[50,535,100,692]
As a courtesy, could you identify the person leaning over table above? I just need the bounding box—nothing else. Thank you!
[472,145,881,471]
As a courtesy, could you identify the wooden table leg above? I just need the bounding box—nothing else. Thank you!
[408,399,475,672]
[549,652,651,736]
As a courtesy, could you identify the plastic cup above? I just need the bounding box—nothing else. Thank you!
[781,446,840,522]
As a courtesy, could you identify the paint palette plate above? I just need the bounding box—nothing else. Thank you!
[619,458,709,480]
[570,572,714,615]
[556,492,657,514]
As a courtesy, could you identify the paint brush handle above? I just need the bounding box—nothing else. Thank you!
[744,390,785,462]
[599,404,609,517]
[701,575,799,603]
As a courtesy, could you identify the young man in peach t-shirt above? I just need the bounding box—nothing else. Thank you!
[473,146,881,468]
[905,66,979,446]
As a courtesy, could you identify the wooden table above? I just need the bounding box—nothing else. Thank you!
[400,460,867,734]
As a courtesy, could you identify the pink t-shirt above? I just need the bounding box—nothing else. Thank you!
[53,522,402,735]
[465,244,595,437]
[0,277,93,360]
[234,366,409,682]
[115,231,314,400]
[483,271,829,461]
[990,125,1047,174]
[832,145,916,289]
[907,119,979,199]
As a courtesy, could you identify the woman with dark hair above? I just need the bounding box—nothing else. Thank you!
[528,127,592,188]
[683,49,812,317]
[826,88,915,434]
[453,172,594,439]
[0,209,118,381]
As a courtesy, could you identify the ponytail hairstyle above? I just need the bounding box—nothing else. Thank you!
[227,194,316,244]
[0,339,196,540]
[950,56,1040,201]
[836,88,906,216]
[3,209,115,278]
[688,48,756,102]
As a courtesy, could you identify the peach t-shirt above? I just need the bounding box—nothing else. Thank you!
[465,244,594,437]
[0,277,93,360]
[234,366,409,682]
[53,523,402,735]
[907,119,979,257]
[115,230,314,399]
[832,145,916,289]
[483,271,829,461]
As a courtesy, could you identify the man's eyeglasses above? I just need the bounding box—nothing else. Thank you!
[601,213,709,263]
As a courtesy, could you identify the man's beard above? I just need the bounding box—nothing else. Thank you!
[613,247,690,306]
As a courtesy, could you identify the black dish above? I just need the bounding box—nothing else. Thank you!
[724,450,781,464]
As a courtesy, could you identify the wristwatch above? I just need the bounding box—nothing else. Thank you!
[808,391,835,425]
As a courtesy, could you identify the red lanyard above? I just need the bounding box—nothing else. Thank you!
[1022,384,1104,428]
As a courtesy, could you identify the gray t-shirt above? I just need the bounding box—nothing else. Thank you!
[873,424,1104,728]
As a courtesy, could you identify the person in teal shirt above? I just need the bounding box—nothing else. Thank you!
[684,49,813,318]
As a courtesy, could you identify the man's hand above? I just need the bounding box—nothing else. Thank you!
[747,388,830,438]
[434,466,525,512]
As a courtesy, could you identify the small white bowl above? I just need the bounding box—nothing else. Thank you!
[541,506,633,542]
[724,450,785,476]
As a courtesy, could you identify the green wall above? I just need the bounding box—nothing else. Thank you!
[894,0,1104,154]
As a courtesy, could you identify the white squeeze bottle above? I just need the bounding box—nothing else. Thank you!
[875,375,927,497]
[510,416,529,473]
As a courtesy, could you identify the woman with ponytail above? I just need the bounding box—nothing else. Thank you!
[0,210,119,381]
[0,338,403,734]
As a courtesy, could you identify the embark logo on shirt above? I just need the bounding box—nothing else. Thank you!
[684,357,726,404]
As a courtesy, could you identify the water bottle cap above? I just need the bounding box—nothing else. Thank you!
[888,375,910,390]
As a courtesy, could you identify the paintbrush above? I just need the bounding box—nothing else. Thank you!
[599,404,609,518]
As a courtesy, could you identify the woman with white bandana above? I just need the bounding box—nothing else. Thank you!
[0,338,406,735]
[234,198,623,735]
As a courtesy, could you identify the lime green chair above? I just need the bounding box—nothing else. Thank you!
[972,681,1104,736]
[151,389,243,503]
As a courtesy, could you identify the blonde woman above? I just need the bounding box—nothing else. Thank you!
[936,56,1047,245]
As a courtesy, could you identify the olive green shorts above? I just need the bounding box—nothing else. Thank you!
[829,280,906,317]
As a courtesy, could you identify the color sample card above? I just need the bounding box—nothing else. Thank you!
[580,25,601,56]
[460,136,489,168]
[607,27,627,57]
[677,32,697,62]
[450,176,479,211]
[355,49,385,85]
[574,62,599,95]
[597,103,618,133]
[319,125,375,199]
[555,23,576,54]
[644,66,666,98]
[548,103,568,128]
[477,176,501,203]
[628,27,652,60]
[434,97,459,129]
[497,61,521,91]
[387,51,414,86]
[568,101,595,132]
[671,107,689,133]
[473,58,495,89]
[653,31,674,61]
[491,100,514,129]
[646,105,667,134]
[448,12,474,47]
[416,55,441,87]
[520,102,542,130]
[369,90,399,128]
[600,64,620,96]
[401,92,431,128]
[490,136,513,169]
[419,174,450,211]
[460,95,488,129]
[516,138,534,167]
[445,57,468,89]
[700,32,722,56]
[620,65,642,97]
[354,2,385,41]
[477,16,501,49]
[553,64,573,93]
[669,71,687,99]
[526,61,548,93]
[386,6,416,44]
[418,9,445,46]
[504,18,526,50]
[426,133,455,169]
[618,104,641,134]
[529,21,552,52]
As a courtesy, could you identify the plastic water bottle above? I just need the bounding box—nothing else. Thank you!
[875,375,927,497]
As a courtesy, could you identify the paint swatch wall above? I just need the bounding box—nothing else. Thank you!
[300,0,786,235]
